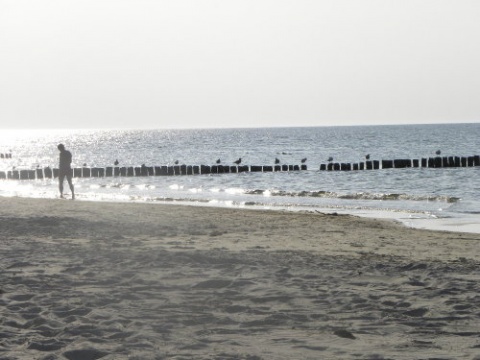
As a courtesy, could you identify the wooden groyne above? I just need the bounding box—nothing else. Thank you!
[0,164,308,180]
[2,154,479,180]
[319,155,480,171]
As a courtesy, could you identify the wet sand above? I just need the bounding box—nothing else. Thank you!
[1,197,479,359]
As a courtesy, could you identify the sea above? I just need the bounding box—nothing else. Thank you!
[1,123,479,233]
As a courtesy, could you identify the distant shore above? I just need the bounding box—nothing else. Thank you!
[1,196,479,359]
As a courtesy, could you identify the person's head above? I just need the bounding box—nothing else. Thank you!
[57,144,65,151]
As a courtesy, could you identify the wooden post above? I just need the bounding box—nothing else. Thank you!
[36,169,44,179]
[382,160,393,169]
[160,166,169,175]
[44,167,53,178]
[20,170,29,180]
[251,165,262,172]
[448,156,455,167]
[167,166,174,176]
[352,163,359,171]
[394,159,411,168]
[474,155,480,166]
[193,165,200,174]
[412,159,419,168]
[229,166,237,173]
[274,165,281,172]
[106,167,113,177]
[442,157,449,167]
[83,167,91,177]
[0,171,5,179]
[340,163,351,171]
[301,165,307,170]
[467,156,474,166]
[201,165,211,174]
[126,167,134,176]
[159,165,168,176]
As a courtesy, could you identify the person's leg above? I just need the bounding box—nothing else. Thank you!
[59,174,65,197]
[66,175,75,199]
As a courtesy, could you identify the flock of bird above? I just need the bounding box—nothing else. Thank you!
[112,157,307,166]
[112,151,444,167]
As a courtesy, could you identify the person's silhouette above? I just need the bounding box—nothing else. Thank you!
[57,144,75,199]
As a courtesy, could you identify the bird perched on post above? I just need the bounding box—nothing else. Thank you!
[436,150,441,155]
[233,158,242,165]
[301,158,307,163]
[114,159,119,166]
[174,160,179,164]
[365,154,370,160]
[275,158,280,164]
[216,159,221,164]
[327,157,333,162]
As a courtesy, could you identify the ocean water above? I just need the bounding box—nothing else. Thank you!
[1,123,479,233]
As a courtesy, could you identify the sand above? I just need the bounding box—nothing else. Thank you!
[1,197,479,360]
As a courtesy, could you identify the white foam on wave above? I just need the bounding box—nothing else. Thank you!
[326,207,480,234]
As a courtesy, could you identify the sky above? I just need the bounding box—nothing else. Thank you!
[1,0,479,130]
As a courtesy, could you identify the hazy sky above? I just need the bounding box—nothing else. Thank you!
[1,0,479,129]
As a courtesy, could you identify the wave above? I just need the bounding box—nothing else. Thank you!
[131,196,448,218]
[245,189,460,203]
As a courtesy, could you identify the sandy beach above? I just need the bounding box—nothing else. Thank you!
[1,196,479,359]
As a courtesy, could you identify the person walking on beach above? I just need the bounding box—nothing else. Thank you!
[57,144,75,199]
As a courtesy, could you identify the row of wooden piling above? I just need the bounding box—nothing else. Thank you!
[2,155,479,179]
[319,155,480,171]
[0,164,308,180]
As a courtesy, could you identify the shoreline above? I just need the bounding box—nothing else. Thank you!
[2,191,480,235]
[1,196,479,359]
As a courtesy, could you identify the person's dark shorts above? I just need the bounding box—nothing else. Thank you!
[59,169,72,181]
